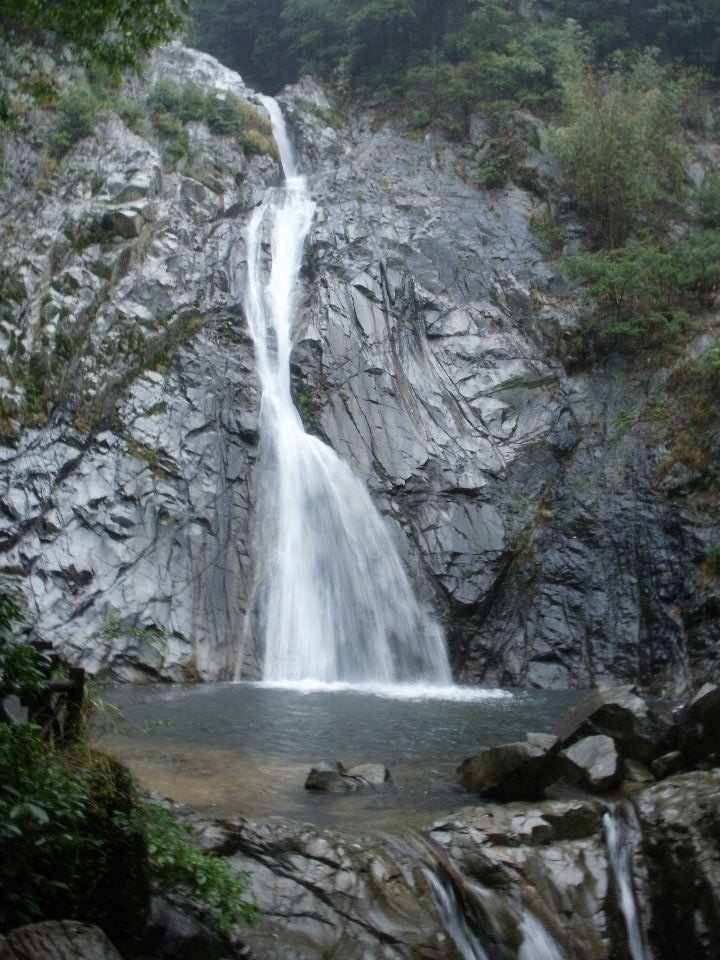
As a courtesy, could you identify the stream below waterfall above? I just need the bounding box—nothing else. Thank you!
[98,683,584,833]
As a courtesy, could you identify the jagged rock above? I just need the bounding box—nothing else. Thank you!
[0,922,122,960]
[345,763,390,786]
[0,41,717,689]
[622,758,654,784]
[305,761,356,792]
[553,686,674,763]
[634,769,720,960]
[559,734,621,791]
[142,897,226,960]
[457,732,559,799]
[304,761,391,792]
[652,750,685,779]
[677,682,720,764]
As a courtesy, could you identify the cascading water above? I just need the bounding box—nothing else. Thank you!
[603,805,651,960]
[241,97,451,686]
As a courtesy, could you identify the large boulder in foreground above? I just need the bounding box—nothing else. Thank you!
[634,769,720,960]
[0,922,122,960]
[457,732,559,799]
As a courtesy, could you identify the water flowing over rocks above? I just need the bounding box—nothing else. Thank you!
[0,42,718,686]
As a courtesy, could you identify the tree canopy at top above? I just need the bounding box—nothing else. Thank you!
[1,0,189,72]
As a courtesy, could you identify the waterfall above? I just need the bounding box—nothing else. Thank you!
[240,97,451,686]
[394,835,567,960]
[603,805,652,960]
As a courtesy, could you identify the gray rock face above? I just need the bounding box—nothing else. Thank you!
[0,922,123,960]
[0,44,717,688]
[634,769,720,960]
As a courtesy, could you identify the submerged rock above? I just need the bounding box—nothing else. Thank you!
[304,761,391,792]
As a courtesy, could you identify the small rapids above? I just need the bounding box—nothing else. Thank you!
[239,96,451,686]
[604,805,652,960]
[396,836,571,960]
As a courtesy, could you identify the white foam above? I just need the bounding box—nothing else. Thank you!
[248,679,512,702]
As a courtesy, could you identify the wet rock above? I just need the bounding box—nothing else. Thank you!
[305,761,391,792]
[634,769,720,960]
[142,897,226,960]
[554,686,673,764]
[0,922,122,960]
[345,763,390,786]
[457,732,559,799]
[678,682,720,764]
[559,734,621,792]
[651,750,685,780]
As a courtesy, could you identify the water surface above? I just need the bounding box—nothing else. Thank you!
[99,682,584,833]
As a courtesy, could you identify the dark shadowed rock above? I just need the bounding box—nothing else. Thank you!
[142,897,226,960]
[457,732,559,799]
[559,734,621,791]
[634,769,720,960]
[305,760,356,793]
[651,750,685,780]
[678,682,720,765]
[553,686,674,764]
[0,922,122,960]
[304,760,391,792]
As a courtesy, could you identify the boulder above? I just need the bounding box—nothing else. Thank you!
[305,760,356,793]
[457,732,559,799]
[558,734,621,792]
[651,750,685,780]
[677,682,720,765]
[0,922,122,960]
[141,897,227,960]
[553,686,674,764]
[634,769,720,960]
[345,763,390,786]
[304,761,391,792]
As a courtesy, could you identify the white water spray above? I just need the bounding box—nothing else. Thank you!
[241,97,451,686]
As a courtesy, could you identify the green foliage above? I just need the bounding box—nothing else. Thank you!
[148,79,275,165]
[1,0,189,76]
[128,801,257,936]
[0,590,47,706]
[662,339,720,490]
[566,232,720,355]
[554,0,720,75]
[49,82,101,156]
[692,172,720,229]
[550,42,691,247]
[1,586,256,942]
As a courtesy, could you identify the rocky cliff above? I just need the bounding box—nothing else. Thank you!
[0,41,718,690]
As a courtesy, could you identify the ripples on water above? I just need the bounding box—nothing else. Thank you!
[99,682,584,833]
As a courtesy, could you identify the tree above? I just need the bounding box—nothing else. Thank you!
[550,33,690,247]
[0,0,188,74]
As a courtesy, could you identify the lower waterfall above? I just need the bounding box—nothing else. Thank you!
[604,805,651,960]
[240,96,451,685]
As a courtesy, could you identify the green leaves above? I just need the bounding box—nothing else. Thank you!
[551,45,691,248]
[566,231,720,355]
[1,0,189,75]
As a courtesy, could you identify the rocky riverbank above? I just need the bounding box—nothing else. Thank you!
[5,684,716,959]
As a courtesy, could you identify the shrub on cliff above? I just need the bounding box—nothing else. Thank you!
[551,39,691,248]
